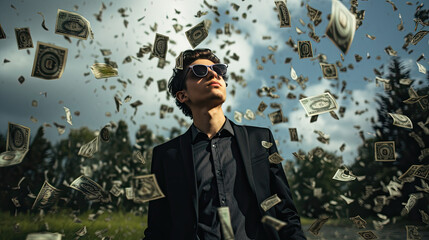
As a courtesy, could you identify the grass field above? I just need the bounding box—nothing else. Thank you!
[0,210,147,239]
[1,211,427,239]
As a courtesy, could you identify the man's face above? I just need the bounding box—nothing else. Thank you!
[179,58,227,109]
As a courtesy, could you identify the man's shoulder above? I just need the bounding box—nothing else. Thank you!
[154,135,181,152]
[232,121,271,134]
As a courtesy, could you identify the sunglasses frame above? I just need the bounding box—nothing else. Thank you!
[181,63,228,88]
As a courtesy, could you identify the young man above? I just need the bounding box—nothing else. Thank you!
[143,49,306,240]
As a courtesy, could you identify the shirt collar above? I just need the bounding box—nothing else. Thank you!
[191,116,234,143]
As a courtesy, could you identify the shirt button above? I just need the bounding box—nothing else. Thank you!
[221,198,226,204]
[217,170,221,176]
[212,144,216,148]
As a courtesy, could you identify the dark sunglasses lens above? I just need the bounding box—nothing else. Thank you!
[192,65,208,77]
[212,64,227,76]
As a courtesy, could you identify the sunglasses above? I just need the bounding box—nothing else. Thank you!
[186,64,228,78]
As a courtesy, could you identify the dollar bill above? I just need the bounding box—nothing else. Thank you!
[32,181,61,209]
[340,194,354,204]
[76,226,87,237]
[157,79,167,92]
[175,51,183,70]
[125,187,134,200]
[7,122,31,152]
[275,1,291,27]
[0,150,28,167]
[110,185,122,197]
[268,109,284,125]
[349,215,367,229]
[218,207,234,240]
[268,152,284,164]
[55,9,93,39]
[358,230,378,239]
[63,107,72,125]
[375,141,396,161]
[99,126,110,142]
[0,24,6,39]
[308,216,329,236]
[244,109,255,120]
[32,42,68,80]
[26,232,62,240]
[310,115,318,123]
[289,128,299,141]
[413,165,429,179]
[290,66,298,80]
[332,169,356,181]
[417,122,429,135]
[411,30,428,45]
[325,0,356,54]
[406,225,421,240]
[70,175,110,202]
[319,63,338,79]
[402,194,421,216]
[419,210,429,225]
[132,151,145,164]
[53,122,66,135]
[306,4,322,26]
[152,33,169,59]
[388,113,413,129]
[261,141,273,149]
[234,111,243,123]
[399,78,413,86]
[134,174,165,202]
[329,111,339,120]
[399,165,420,182]
[260,194,282,212]
[14,27,33,49]
[90,63,118,79]
[261,215,287,231]
[185,20,210,48]
[299,92,338,116]
[257,101,268,113]
[416,62,426,74]
[78,136,99,158]
[298,41,313,58]
[385,46,397,56]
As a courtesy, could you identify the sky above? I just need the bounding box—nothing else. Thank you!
[0,0,428,165]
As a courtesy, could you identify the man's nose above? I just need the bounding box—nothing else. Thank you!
[206,67,220,79]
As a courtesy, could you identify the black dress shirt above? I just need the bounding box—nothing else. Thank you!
[191,117,260,240]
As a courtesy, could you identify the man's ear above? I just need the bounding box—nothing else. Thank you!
[176,90,188,103]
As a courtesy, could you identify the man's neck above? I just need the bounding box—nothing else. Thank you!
[192,106,226,139]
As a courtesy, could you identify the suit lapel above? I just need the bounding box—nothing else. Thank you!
[179,128,198,221]
[232,123,257,196]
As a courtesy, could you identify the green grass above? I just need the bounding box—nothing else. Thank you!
[0,210,147,240]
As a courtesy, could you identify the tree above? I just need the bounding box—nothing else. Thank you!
[285,147,349,219]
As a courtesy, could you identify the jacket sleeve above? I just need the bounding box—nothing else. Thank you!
[143,146,171,240]
[267,129,307,240]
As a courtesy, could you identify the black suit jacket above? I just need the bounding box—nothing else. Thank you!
[143,121,306,240]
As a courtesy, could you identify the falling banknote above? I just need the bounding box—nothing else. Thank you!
[388,113,413,129]
[78,136,99,158]
[31,42,68,80]
[299,92,338,116]
[325,0,356,54]
[134,174,165,203]
[218,207,235,240]
[90,63,118,79]
[70,175,110,202]
[55,9,93,39]
[260,194,282,212]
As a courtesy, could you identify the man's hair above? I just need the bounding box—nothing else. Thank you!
[168,48,225,119]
